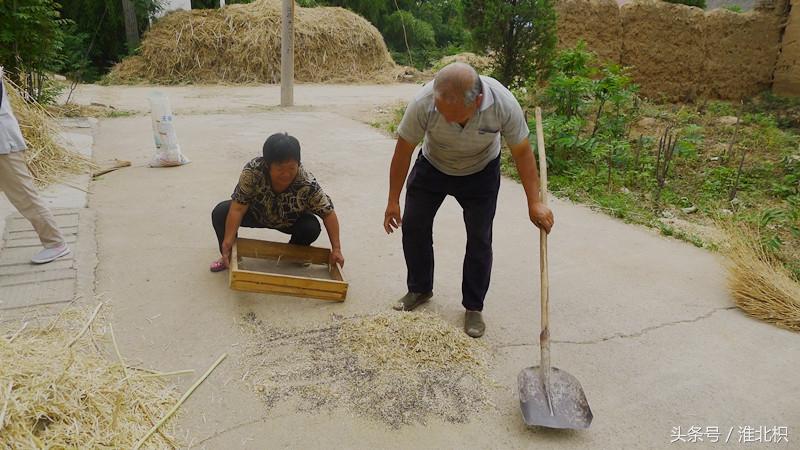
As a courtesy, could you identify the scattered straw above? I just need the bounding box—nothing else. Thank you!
[106,0,403,85]
[4,79,96,186]
[724,224,800,332]
[240,312,495,428]
[0,309,182,448]
[338,312,487,372]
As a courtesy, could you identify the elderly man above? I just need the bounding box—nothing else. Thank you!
[383,62,553,338]
[0,67,70,264]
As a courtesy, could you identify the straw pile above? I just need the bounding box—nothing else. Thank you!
[240,312,494,427]
[338,312,487,371]
[724,224,800,332]
[106,0,399,85]
[5,80,95,186]
[0,309,181,448]
[432,52,493,75]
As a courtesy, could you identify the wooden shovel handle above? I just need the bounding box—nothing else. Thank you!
[534,107,551,375]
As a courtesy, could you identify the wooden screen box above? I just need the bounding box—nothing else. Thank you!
[229,238,348,301]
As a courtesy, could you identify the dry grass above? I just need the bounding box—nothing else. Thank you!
[240,311,495,427]
[0,308,181,448]
[5,80,95,186]
[106,0,403,85]
[724,224,800,332]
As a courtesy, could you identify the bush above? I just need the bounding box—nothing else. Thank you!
[0,0,66,101]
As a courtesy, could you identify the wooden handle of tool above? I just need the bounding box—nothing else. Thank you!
[534,107,551,374]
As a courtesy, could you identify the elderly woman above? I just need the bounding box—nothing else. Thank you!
[210,132,344,271]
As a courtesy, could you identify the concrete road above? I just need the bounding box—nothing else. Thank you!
[84,84,798,449]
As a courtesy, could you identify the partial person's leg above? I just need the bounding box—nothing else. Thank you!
[453,157,501,313]
[211,200,265,252]
[283,213,321,246]
[0,152,69,263]
[0,152,65,248]
[210,200,266,271]
[211,200,232,253]
[402,156,447,296]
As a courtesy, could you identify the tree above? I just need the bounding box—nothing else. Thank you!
[59,0,161,80]
[0,0,66,99]
[384,10,436,51]
[463,0,556,87]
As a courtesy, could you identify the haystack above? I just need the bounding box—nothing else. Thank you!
[5,80,94,186]
[724,224,800,332]
[107,0,399,84]
[433,52,493,74]
[0,308,181,448]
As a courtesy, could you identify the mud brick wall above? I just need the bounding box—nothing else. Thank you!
[555,0,784,101]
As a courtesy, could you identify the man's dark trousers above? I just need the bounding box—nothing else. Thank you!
[402,154,500,312]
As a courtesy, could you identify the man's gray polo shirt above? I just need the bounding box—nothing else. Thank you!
[397,75,529,176]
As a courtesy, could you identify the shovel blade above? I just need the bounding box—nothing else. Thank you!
[518,366,593,429]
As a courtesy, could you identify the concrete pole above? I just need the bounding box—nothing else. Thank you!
[280,0,295,106]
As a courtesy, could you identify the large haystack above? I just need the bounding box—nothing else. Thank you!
[5,80,94,186]
[621,0,706,102]
[107,0,398,84]
[704,10,781,100]
[556,0,622,64]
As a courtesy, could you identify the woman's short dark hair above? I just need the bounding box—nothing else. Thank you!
[262,132,301,165]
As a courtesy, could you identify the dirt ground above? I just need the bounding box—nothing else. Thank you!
[74,83,797,449]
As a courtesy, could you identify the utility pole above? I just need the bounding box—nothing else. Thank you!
[281,0,294,106]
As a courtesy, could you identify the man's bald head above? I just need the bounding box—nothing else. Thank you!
[433,62,482,107]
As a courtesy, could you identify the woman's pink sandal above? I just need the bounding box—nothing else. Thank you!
[209,259,227,272]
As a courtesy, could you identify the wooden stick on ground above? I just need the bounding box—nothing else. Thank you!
[92,160,132,178]
[133,353,228,450]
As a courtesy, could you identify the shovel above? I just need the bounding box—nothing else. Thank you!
[518,107,593,429]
